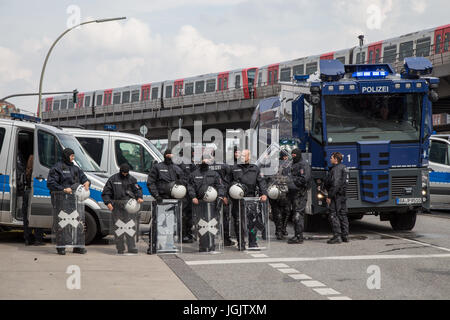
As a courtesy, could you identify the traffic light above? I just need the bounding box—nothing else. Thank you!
[73,89,78,104]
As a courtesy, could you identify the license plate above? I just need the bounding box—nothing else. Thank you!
[396,198,422,205]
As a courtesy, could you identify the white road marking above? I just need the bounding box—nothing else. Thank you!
[277,268,300,274]
[371,231,450,253]
[251,253,268,258]
[313,288,341,296]
[328,296,352,300]
[289,274,312,280]
[301,280,326,288]
[185,253,450,265]
[269,263,289,268]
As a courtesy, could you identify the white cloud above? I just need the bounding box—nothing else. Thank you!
[0,46,32,83]
[412,0,427,14]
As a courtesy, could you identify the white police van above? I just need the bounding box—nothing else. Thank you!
[429,134,450,210]
[61,128,163,200]
[0,114,109,244]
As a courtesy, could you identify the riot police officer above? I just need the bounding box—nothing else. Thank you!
[147,149,186,254]
[47,148,90,255]
[230,149,268,250]
[324,152,349,244]
[287,148,312,244]
[102,164,144,254]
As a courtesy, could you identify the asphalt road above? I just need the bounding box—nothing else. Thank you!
[171,210,450,300]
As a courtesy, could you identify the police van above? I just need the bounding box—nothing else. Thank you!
[429,134,450,210]
[0,114,110,244]
[61,128,163,198]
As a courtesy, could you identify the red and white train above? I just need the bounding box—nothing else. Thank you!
[41,23,449,114]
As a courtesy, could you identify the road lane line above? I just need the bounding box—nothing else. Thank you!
[301,280,326,288]
[185,253,450,265]
[313,288,341,296]
[289,274,312,280]
[328,296,352,300]
[277,268,300,274]
[251,253,268,258]
[269,263,289,268]
[371,231,450,252]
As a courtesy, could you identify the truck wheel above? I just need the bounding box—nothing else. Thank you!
[304,214,322,232]
[84,211,98,245]
[389,210,417,231]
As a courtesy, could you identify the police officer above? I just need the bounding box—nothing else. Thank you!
[287,148,312,244]
[209,151,233,246]
[230,149,268,250]
[268,150,291,240]
[102,164,144,254]
[178,148,198,243]
[147,148,186,254]
[47,148,90,255]
[324,152,350,244]
[188,155,226,251]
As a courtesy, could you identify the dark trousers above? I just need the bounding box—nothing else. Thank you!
[22,188,43,242]
[112,208,137,252]
[328,195,349,237]
[270,198,290,235]
[292,192,307,238]
[222,204,231,240]
[182,197,193,238]
[231,199,257,247]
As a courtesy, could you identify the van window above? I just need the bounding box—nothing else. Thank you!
[0,128,5,153]
[76,137,104,166]
[430,140,450,165]
[115,140,155,173]
[38,130,62,168]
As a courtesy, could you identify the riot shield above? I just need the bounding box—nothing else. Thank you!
[108,200,147,255]
[239,197,270,251]
[149,199,182,254]
[184,200,223,254]
[51,191,85,248]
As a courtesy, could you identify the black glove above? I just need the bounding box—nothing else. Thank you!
[155,196,163,204]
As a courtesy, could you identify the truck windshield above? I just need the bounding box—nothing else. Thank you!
[57,134,102,172]
[324,93,423,144]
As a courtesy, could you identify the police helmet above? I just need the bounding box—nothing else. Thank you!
[203,186,218,202]
[268,184,281,200]
[73,184,90,201]
[170,183,187,199]
[229,183,245,200]
[125,198,141,214]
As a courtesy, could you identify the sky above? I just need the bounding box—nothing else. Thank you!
[1,0,449,114]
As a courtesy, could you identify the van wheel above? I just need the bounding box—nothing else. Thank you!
[84,211,98,245]
[389,210,417,231]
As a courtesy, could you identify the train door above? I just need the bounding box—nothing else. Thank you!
[434,25,450,54]
[267,64,279,85]
[174,80,184,97]
[141,84,151,101]
[217,72,229,91]
[103,89,112,106]
[76,93,84,108]
[368,42,383,63]
[45,98,53,112]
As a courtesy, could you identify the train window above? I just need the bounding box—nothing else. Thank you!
[131,90,140,102]
[435,35,442,54]
[356,53,361,64]
[60,99,68,109]
[68,98,74,109]
[280,68,291,82]
[235,75,241,89]
[122,91,130,103]
[185,83,194,95]
[258,72,262,86]
[416,37,431,57]
[223,77,228,90]
[96,95,103,106]
[383,45,397,63]
[113,92,121,104]
[369,51,374,63]
[84,96,91,107]
[445,33,449,52]
[292,65,304,76]
[166,86,172,98]
[206,79,216,93]
[375,49,380,63]
[195,81,205,94]
[356,52,366,64]
[399,41,414,61]
[151,87,159,100]
[53,100,60,111]
[273,70,278,83]
[336,57,346,64]
[305,62,317,75]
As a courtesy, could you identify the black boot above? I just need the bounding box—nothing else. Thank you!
[57,248,66,255]
[224,238,233,247]
[73,247,87,254]
[327,235,342,244]
[287,235,303,244]
[276,232,284,241]
[342,235,349,243]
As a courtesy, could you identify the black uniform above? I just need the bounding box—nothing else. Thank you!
[179,163,198,241]
[230,163,268,249]
[210,162,232,243]
[47,149,89,251]
[288,150,312,242]
[102,171,143,253]
[147,155,186,254]
[324,163,349,240]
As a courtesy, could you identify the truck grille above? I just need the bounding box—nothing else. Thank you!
[391,176,417,197]
[347,178,359,200]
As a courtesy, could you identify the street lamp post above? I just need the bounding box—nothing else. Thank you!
[37,17,126,118]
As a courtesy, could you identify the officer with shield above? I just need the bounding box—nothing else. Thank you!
[102,164,144,254]
[47,148,90,255]
[147,149,187,254]
[287,148,312,244]
[229,149,268,250]
[188,155,226,252]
